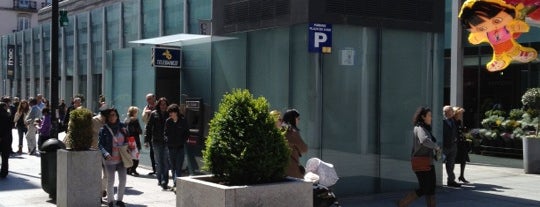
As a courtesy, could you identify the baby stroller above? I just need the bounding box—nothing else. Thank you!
[304,158,341,207]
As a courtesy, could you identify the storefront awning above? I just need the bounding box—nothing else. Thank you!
[129,33,236,47]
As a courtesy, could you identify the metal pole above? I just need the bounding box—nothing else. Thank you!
[50,0,59,139]
[451,0,464,107]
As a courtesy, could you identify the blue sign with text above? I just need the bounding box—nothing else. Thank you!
[152,47,182,68]
[308,23,332,53]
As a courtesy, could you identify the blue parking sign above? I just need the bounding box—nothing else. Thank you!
[308,23,332,53]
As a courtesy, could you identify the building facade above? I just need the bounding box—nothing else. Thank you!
[0,0,52,36]
[1,0,445,196]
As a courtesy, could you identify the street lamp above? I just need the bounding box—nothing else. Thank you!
[49,0,61,139]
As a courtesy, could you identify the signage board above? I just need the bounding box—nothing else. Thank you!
[152,47,182,68]
[308,23,332,54]
[7,45,15,79]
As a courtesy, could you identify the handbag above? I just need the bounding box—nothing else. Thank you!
[119,145,134,168]
[106,125,134,168]
[127,136,139,160]
[411,156,431,172]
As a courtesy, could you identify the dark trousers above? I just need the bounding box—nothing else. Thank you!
[17,126,27,147]
[444,145,457,183]
[414,165,436,197]
[0,135,13,176]
[37,134,50,150]
[149,142,156,173]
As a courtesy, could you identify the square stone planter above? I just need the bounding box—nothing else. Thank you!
[523,137,540,174]
[177,175,313,207]
[56,149,102,207]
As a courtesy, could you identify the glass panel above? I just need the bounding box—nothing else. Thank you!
[42,24,51,77]
[111,48,133,121]
[247,28,289,110]
[77,13,88,98]
[211,33,247,110]
[64,16,75,77]
[142,0,159,38]
[379,29,435,192]
[123,0,139,47]
[33,27,41,81]
[91,8,103,74]
[106,3,120,50]
[163,0,183,35]
[320,25,379,195]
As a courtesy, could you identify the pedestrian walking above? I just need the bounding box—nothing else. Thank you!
[453,106,471,184]
[13,99,29,154]
[142,93,157,175]
[25,98,41,155]
[0,101,13,178]
[443,105,461,187]
[164,104,189,192]
[125,106,143,176]
[98,109,129,207]
[144,97,170,190]
[398,106,441,207]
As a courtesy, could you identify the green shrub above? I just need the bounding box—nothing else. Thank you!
[203,89,291,185]
[484,109,506,118]
[64,108,94,151]
[508,109,524,120]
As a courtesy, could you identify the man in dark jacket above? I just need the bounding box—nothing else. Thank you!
[443,105,461,187]
[144,97,169,190]
[0,101,13,178]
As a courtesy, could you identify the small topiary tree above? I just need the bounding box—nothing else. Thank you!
[63,108,94,150]
[203,89,291,185]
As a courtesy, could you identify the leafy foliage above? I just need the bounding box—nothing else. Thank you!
[508,109,524,120]
[64,108,94,150]
[203,89,291,185]
[522,88,540,110]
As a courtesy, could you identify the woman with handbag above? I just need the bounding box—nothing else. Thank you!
[398,107,441,207]
[124,106,143,176]
[98,109,129,207]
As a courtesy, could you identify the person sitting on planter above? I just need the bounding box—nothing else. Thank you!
[281,109,308,179]
[98,108,129,207]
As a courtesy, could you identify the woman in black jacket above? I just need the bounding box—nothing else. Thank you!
[164,104,189,191]
[124,106,143,176]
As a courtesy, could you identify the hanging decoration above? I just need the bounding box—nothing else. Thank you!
[459,0,538,72]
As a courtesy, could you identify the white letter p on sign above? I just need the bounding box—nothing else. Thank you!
[314,32,327,48]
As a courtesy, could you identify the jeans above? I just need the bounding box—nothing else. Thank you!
[168,146,185,186]
[104,163,127,203]
[152,142,170,186]
[17,126,27,147]
[26,126,37,153]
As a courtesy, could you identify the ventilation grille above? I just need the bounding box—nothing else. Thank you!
[222,0,290,33]
[326,0,434,23]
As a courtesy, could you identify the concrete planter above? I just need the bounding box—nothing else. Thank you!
[523,137,540,174]
[177,175,313,207]
[56,149,102,207]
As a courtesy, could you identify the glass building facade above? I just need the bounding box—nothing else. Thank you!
[1,0,445,196]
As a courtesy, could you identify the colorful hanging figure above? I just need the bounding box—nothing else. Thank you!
[504,0,540,21]
[460,0,537,72]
